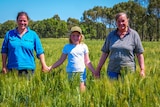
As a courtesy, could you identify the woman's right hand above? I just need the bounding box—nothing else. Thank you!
[42,65,50,73]
[2,67,7,74]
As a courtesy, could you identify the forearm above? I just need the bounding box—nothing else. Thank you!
[86,61,95,73]
[137,53,145,76]
[1,53,8,73]
[96,53,108,72]
[50,54,67,70]
[39,53,50,72]
[137,53,145,71]
[39,54,47,67]
[51,61,63,69]
[2,53,7,68]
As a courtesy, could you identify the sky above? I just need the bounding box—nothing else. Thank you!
[0,0,129,23]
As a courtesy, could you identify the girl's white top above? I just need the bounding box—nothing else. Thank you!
[62,43,89,72]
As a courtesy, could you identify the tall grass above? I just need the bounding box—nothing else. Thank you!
[0,38,159,107]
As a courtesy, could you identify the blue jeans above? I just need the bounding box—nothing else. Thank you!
[67,71,86,82]
[107,71,120,79]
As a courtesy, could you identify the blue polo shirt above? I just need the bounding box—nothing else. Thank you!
[1,27,44,70]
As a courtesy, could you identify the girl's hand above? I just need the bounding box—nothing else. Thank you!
[94,71,100,79]
[48,66,53,71]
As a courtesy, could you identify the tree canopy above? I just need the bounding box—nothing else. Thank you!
[0,0,159,41]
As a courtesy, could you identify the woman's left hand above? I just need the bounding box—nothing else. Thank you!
[140,70,145,77]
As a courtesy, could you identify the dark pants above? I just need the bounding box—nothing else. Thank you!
[18,69,34,75]
[9,69,34,76]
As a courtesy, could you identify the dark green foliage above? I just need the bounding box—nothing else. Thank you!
[0,1,159,41]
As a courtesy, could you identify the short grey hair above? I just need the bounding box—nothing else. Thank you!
[115,12,128,21]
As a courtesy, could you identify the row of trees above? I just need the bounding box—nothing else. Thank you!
[0,0,159,41]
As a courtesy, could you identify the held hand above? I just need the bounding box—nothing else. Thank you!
[91,70,96,77]
[94,70,100,79]
[42,65,50,73]
[48,66,53,71]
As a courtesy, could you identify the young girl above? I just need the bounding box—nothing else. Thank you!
[49,26,95,92]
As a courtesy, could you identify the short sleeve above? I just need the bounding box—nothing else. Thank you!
[101,35,110,54]
[133,31,144,54]
[62,44,68,54]
[83,44,89,54]
[33,31,44,58]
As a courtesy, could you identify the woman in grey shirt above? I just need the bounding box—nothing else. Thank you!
[95,12,145,79]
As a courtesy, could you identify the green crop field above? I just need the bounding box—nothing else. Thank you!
[0,38,159,107]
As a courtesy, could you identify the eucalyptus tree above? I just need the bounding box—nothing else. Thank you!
[31,21,47,38]
[0,20,16,38]
[82,6,102,22]
[81,6,107,39]
[52,14,61,21]
[101,7,115,32]
[44,19,57,38]
[127,1,146,40]
[51,14,69,38]
[92,6,107,39]
[148,0,160,41]
[134,0,149,8]
[57,20,68,38]
[134,0,160,41]
[145,14,156,41]
[28,20,35,29]
[42,18,68,38]
[67,18,80,30]
[82,10,97,39]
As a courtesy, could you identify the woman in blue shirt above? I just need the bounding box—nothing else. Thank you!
[1,11,49,75]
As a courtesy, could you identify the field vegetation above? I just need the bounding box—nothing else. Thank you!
[0,38,159,107]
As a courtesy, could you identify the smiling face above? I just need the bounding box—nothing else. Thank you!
[116,14,129,32]
[16,12,29,32]
[17,15,29,31]
[70,31,82,45]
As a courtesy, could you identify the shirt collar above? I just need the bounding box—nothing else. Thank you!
[14,27,29,34]
[115,27,131,35]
